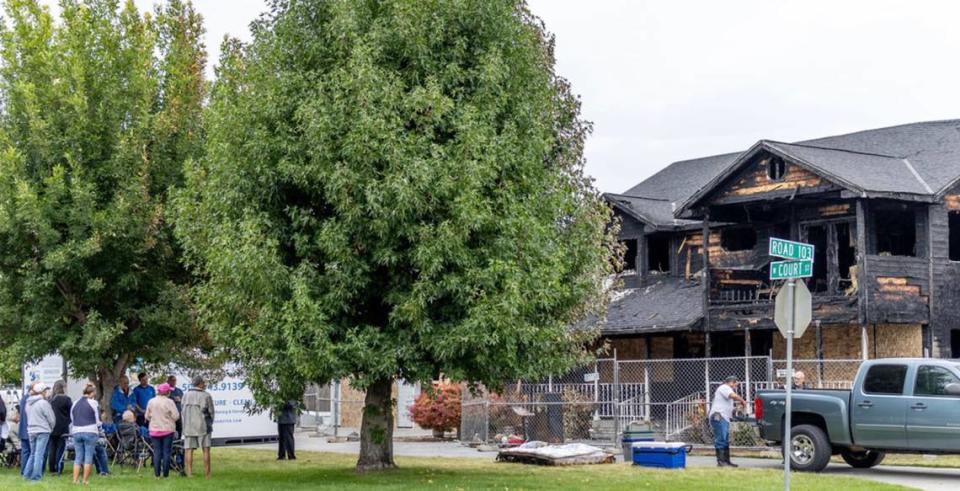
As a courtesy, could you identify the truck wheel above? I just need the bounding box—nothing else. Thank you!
[785,425,831,472]
[840,449,886,468]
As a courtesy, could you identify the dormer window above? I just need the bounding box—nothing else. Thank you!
[768,156,786,181]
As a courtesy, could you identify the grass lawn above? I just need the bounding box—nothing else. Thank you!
[0,448,908,490]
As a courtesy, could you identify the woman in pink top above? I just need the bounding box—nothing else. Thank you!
[144,383,179,478]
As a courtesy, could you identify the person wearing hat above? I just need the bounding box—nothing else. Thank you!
[144,383,180,478]
[182,376,215,478]
[24,382,56,481]
[709,375,747,467]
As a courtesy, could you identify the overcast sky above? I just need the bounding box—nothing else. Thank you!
[39,1,960,193]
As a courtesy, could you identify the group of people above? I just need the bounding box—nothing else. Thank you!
[11,372,215,483]
[16,381,111,483]
[111,373,216,479]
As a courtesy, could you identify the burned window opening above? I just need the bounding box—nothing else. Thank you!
[710,331,745,357]
[721,228,757,252]
[836,223,855,280]
[768,156,786,181]
[874,208,916,257]
[622,239,638,272]
[950,212,960,261]
[647,235,670,273]
[806,225,828,293]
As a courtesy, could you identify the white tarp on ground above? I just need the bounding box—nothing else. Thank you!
[496,441,614,466]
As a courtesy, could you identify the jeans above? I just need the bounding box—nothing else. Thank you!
[19,438,30,476]
[25,433,50,481]
[709,413,730,449]
[73,433,98,466]
[151,433,174,477]
[47,434,67,474]
[94,443,110,474]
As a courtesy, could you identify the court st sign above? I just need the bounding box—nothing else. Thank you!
[768,237,814,262]
[770,259,813,280]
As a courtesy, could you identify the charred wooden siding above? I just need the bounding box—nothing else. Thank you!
[709,295,858,331]
[865,256,929,324]
[711,155,840,205]
[930,199,960,357]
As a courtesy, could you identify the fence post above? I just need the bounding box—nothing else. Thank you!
[483,400,490,443]
[643,361,651,421]
[333,380,340,438]
[593,360,600,420]
[767,354,774,387]
[744,330,752,414]
[613,349,620,448]
[704,358,710,400]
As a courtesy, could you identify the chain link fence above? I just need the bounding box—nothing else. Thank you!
[461,356,864,449]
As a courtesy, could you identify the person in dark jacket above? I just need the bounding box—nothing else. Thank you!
[276,400,298,460]
[18,389,30,477]
[47,380,72,474]
[0,395,6,453]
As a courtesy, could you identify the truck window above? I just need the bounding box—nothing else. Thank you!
[915,366,960,396]
[863,364,908,395]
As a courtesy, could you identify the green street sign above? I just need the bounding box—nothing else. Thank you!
[770,259,813,280]
[769,237,814,261]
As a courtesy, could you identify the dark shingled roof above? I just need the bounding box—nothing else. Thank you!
[623,153,740,202]
[609,153,739,229]
[604,193,699,230]
[678,119,960,215]
[600,277,703,335]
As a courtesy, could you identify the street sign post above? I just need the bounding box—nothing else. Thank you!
[768,237,815,491]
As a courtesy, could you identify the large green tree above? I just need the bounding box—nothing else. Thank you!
[0,0,207,410]
[175,0,616,471]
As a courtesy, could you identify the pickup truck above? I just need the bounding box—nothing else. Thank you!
[755,358,960,472]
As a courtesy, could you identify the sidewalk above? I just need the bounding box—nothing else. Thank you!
[243,430,494,459]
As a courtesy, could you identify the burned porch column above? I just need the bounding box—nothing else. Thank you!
[702,211,711,397]
[856,200,869,360]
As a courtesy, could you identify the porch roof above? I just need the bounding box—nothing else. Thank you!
[599,277,703,335]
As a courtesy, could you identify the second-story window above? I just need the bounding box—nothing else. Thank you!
[622,239,638,271]
[950,212,960,261]
[768,156,786,181]
[721,227,757,252]
[874,207,916,257]
[647,235,670,273]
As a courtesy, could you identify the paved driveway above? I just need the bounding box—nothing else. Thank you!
[687,456,960,491]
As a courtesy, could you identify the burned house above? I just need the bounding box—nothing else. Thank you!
[603,119,960,361]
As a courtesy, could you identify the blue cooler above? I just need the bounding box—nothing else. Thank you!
[632,442,691,469]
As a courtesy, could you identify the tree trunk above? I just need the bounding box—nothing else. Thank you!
[355,378,396,472]
[96,356,128,420]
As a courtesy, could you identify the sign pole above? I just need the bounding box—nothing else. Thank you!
[783,278,795,491]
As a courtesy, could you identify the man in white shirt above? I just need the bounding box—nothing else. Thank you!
[709,375,746,467]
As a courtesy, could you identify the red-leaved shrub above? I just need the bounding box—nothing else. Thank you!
[409,382,461,433]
